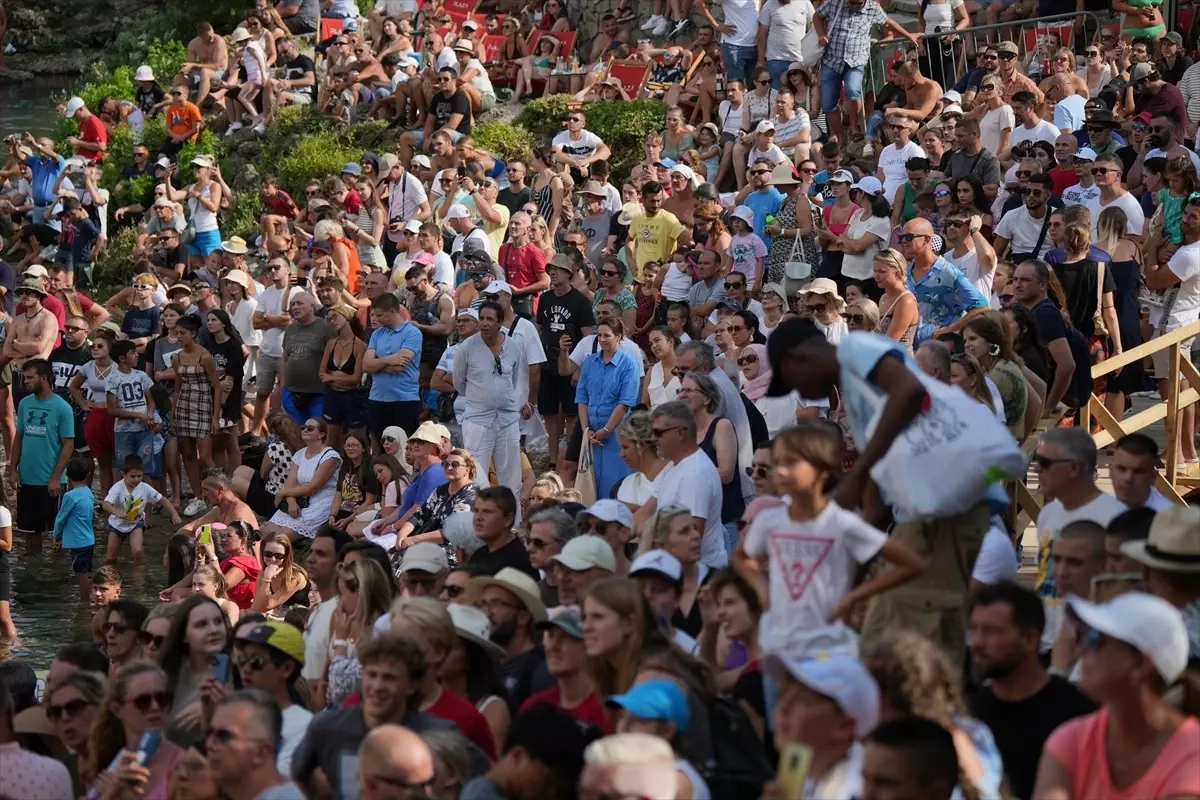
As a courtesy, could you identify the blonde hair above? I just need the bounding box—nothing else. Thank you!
[873,248,907,278]
[390,596,457,654]
[848,298,880,330]
[583,734,678,799]
[314,219,344,243]
[950,353,996,413]
[338,559,395,640]
[192,563,229,599]
[555,488,584,502]
[532,472,566,495]
[446,448,477,479]
[133,272,160,289]
[638,506,691,557]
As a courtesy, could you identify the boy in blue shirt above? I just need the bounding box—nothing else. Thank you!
[54,456,96,602]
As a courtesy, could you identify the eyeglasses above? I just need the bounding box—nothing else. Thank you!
[527,536,554,550]
[65,325,87,333]
[263,550,286,561]
[46,698,96,721]
[652,425,683,438]
[104,622,132,635]
[138,632,166,649]
[128,691,171,713]
[745,465,770,478]
[933,189,950,198]
[444,459,467,470]
[945,219,967,228]
[1032,453,1076,469]
[899,233,930,243]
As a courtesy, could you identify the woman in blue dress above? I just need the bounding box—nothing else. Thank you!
[576,320,639,499]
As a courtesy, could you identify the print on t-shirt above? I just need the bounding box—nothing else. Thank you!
[771,533,835,601]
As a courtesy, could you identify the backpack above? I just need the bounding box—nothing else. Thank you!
[678,693,774,798]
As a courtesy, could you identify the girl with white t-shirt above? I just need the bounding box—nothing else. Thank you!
[733,424,926,656]
[976,76,1014,165]
[876,116,926,205]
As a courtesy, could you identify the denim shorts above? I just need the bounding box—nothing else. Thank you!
[323,386,368,427]
[108,522,145,541]
[819,62,866,111]
[115,428,161,477]
[69,546,94,574]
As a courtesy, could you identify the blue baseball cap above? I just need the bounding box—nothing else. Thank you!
[654,158,677,169]
[606,680,691,731]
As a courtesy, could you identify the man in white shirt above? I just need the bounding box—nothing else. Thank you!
[942,207,997,302]
[693,0,763,85]
[445,203,489,257]
[302,528,344,682]
[1109,433,1175,511]
[1085,154,1145,243]
[994,173,1055,262]
[1010,90,1060,148]
[250,257,296,434]
[1061,147,1100,207]
[552,110,612,180]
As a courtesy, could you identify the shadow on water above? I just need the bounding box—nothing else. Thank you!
[0,76,80,135]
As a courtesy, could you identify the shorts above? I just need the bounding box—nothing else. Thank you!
[323,386,368,427]
[188,228,222,257]
[189,68,228,86]
[84,408,115,458]
[257,354,282,395]
[537,367,578,417]
[17,483,59,535]
[107,522,144,541]
[564,419,584,463]
[367,399,421,442]
[819,62,866,111]
[287,92,314,106]
[115,428,161,477]
[69,546,94,575]
[410,129,463,150]
[1151,334,1196,379]
[479,91,496,112]
[281,386,325,425]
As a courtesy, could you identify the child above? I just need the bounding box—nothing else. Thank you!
[696,124,721,186]
[733,423,926,657]
[53,457,97,603]
[102,455,182,565]
[1158,158,1198,246]
[106,340,162,486]
[89,565,123,641]
[728,206,768,292]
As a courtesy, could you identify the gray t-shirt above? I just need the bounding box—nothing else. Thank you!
[282,318,335,394]
[106,368,155,433]
[461,777,509,800]
[281,0,319,30]
[255,782,307,800]
[947,148,1003,187]
[686,277,727,311]
[581,211,613,270]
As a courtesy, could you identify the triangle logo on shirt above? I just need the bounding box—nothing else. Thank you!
[769,534,835,601]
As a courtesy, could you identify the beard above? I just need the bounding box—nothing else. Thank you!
[971,651,1022,683]
[490,617,519,648]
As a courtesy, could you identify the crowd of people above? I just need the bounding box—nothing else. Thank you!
[0,0,1199,797]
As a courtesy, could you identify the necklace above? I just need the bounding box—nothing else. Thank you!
[23,308,40,321]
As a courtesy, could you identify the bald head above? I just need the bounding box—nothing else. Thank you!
[904,218,934,237]
[360,725,436,800]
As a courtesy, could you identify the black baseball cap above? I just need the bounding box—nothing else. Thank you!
[765,317,825,397]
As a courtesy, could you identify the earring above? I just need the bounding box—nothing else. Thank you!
[990,343,1000,357]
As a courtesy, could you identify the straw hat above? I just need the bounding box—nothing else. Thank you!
[1121,505,1200,573]
[447,604,505,659]
[467,567,548,622]
[798,278,846,312]
[221,269,251,290]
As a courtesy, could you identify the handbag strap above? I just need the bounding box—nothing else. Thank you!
[1031,210,1052,259]
[1094,259,1105,322]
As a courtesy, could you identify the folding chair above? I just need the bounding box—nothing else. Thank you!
[319,17,346,42]
[606,59,652,99]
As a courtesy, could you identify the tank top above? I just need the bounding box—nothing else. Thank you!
[877,292,917,356]
[530,179,556,223]
[189,182,219,232]
[326,339,357,375]
[332,236,362,292]
[699,417,745,524]
[79,359,114,403]
[355,206,385,267]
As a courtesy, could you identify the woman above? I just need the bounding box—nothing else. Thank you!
[1076,43,1112,98]
[964,313,1037,440]
[84,662,184,798]
[1033,594,1199,799]
[143,303,186,504]
[389,449,477,559]
[200,519,261,610]
[614,410,668,511]
[955,176,994,239]
[223,270,259,394]
[814,170,860,282]
[330,430,380,528]
[661,106,695,163]
[492,17,529,87]
[1054,219,1122,399]
[166,155,222,268]
[205,309,246,473]
[738,343,796,438]
[876,116,925,207]
[640,507,709,639]
[799,279,850,344]
[643,327,682,408]
[916,0,968,89]
[249,532,307,614]
[345,178,387,270]
[678,371,744,556]
[872,249,920,355]
[924,132,951,174]
[233,410,302,518]
[846,298,880,333]
[160,595,231,747]
[866,631,1005,800]
[316,306,367,450]
[444,604,511,754]
[140,603,179,663]
[705,569,767,738]
[47,670,104,765]
[593,258,638,334]
[759,283,788,339]
[190,564,240,626]
[692,202,733,276]
[762,163,816,288]
[348,453,407,538]
[1096,206,1145,421]
[323,559,394,708]
[977,76,1014,167]
[262,418,342,542]
[538,0,570,31]
[950,353,999,415]
[529,146,565,241]
[837,178,893,288]
[1040,48,1090,102]
[576,320,639,499]
[1001,303,1053,386]
[529,214,557,262]
[582,577,674,697]
[71,331,118,496]
[729,310,762,351]
[172,316,221,518]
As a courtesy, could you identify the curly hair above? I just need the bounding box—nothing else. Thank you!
[863,632,966,729]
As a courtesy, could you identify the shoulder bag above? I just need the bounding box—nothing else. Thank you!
[576,428,599,506]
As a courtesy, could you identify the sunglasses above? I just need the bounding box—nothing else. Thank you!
[1091,167,1115,176]
[129,691,171,713]
[442,584,466,598]
[1032,453,1076,469]
[756,79,770,85]
[998,52,1017,60]
[138,632,166,649]
[899,233,930,243]
[980,54,998,60]
[745,465,770,478]
[1086,50,1100,56]
[1132,123,1148,132]
[263,550,286,561]
[726,281,745,289]
[945,219,967,228]
[65,325,87,333]
[807,303,828,313]
[527,536,554,550]
[736,354,758,366]
[237,654,271,672]
[301,424,321,432]
[933,189,950,198]
[133,284,153,291]
[46,698,96,721]
[1016,170,1033,178]
[750,169,771,176]
[847,313,866,324]
[104,622,132,635]
[979,85,996,92]
[599,269,621,277]
[652,425,683,438]
[444,459,467,469]
[1086,126,1109,134]
[999,293,1014,304]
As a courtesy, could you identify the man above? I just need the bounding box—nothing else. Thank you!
[1121,505,1200,663]
[461,703,594,800]
[481,280,545,425]
[397,542,449,598]
[994,173,1056,264]
[293,634,470,796]
[577,734,677,800]
[766,651,879,799]
[632,402,726,567]
[399,69,471,165]
[1110,433,1173,510]
[992,40,1044,107]
[1011,260,1083,412]
[536,254,594,473]
[685,249,728,323]
[278,0,318,34]
[251,257,297,434]
[265,37,316,122]
[578,183,614,269]
[9,359,73,552]
[498,161,532,215]
[497,212,548,319]
[304,526,349,683]
[1048,135,1080,196]
[159,86,202,159]
[415,222,455,289]
[429,309,479,426]
[692,0,759,83]
[0,681,73,800]
[861,718,962,800]
[627,181,687,283]
[941,208,997,302]
[968,582,1096,799]
[364,293,422,439]
[468,487,536,578]
[1181,56,1200,140]
[914,339,952,382]
[769,91,813,163]
[453,301,525,496]
[62,97,106,163]
[233,622,312,775]
[1010,90,1060,148]
[521,607,610,729]
[444,204,489,260]
[734,164,786,250]
[4,278,58,408]
[1145,197,1200,410]
[889,61,941,125]
[948,120,1002,197]
[278,291,334,425]
[358,724,436,800]
[576,499,634,576]
[468,566,548,712]
[178,471,258,535]
[1045,520,1109,671]
[1079,108,1122,159]
[50,315,91,453]
[526,506,577,607]
[548,535,614,606]
[552,110,612,181]
[903,218,987,343]
[1061,147,1100,207]
[181,22,230,108]
[13,134,64,224]
[1131,61,1188,133]
[404,264,454,388]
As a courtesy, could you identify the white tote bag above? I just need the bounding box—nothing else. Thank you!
[800,27,825,68]
[847,371,1026,520]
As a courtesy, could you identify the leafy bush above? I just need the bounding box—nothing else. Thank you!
[514,95,575,141]
[93,225,142,299]
[221,192,266,240]
[513,96,667,181]
[276,130,365,198]
[145,40,189,87]
[472,121,535,166]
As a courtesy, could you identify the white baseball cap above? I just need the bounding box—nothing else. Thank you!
[456,307,480,320]
[445,203,471,220]
[755,119,776,134]
[942,89,962,103]
[1066,592,1190,683]
[578,499,634,530]
[1074,147,1098,162]
[481,280,513,295]
[399,542,449,574]
[765,652,880,738]
[851,176,883,195]
[64,97,85,117]
[411,154,432,169]
[629,550,683,585]
[550,535,616,573]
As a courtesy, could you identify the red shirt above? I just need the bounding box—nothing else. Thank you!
[1048,165,1079,197]
[343,189,363,216]
[520,686,613,734]
[78,115,108,162]
[426,688,498,760]
[497,242,546,292]
[261,189,298,218]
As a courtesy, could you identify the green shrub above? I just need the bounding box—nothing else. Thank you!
[472,121,535,166]
[576,100,667,181]
[221,193,265,240]
[514,95,574,141]
[145,40,189,87]
[93,225,141,299]
[276,130,365,198]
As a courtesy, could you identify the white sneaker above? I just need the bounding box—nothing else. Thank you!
[640,14,661,30]
[671,18,690,37]
[224,121,243,137]
[184,497,208,517]
[652,16,670,36]
[252,121,267,135]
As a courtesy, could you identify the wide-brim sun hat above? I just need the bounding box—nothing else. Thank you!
[135,65,155,81]
[448,603,505,659]
[467,567,548,622]
[1120,505,1200,573]
[769,163,800,186]
[222,269,251,290]
[798,277,847,312]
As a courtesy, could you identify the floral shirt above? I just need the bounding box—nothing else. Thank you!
[409,482,478,565]
[592,287,636,316]
[906,256,988,344]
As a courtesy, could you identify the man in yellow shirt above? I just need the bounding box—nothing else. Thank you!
[627,181,689,283]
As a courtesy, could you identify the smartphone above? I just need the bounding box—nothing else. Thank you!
[134,730,163,767]
[197,525,212,546]
[776,743,813,800]
[209,653,232,684]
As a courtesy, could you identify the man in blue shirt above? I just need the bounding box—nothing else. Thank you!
[902,218,988,343]
[365,293,422,445]
[18,135,66,223]
[8,358,74,553]
[736,161,785,249]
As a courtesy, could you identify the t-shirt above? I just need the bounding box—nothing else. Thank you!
[282,318,336,394]
[948,148,1003,187]
[257,286,295,359]
[520,686,614,733]
[49,343,89,407]
[1011,119,1061,148]
[429,90,472,134]
[282,55,316,102]
[497,242,546,293]
[16,392,74,485]
[136,83,165,116]
[878,141,926,205]
[840,210,892,280]
[720,0,760,45]
[366,322,422,402]
[536,288,595,360]
[303,597,337,682]
[105,480,163,532]
[106,368,155,433]
[742,188,786,249]
[552,129,604,161]
[78,115,107,161]
[1045,710,1200,800]
[652,450,727,567]
[496,646,552,714]
[426,689,497,760]
[728,233,768,286]
[1051,258,1116,339]
[1134,82,1189,132]
[281,0,319,29]
[971,520,1019,584]
[467,535,538,580]
[968,677,1096,800]
[744,502,885,653]
[1152,240,1200,332]
[122,305,161,341]
[980,106,1016,160]
[759,0,815,62]
[1085,192,1144,242]
[628,211,685,279]
[165,101,202,141]
[1061,181,1100,207]
[994,205,1053,259]
[498,185,532,215]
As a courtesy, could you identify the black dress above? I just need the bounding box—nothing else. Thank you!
[699,416,745,525]
[1108,255,1146,395]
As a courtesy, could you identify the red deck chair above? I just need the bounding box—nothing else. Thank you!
[546,29,577,60]
[607,59,651,99]
[319,17,345,41]
[442,0,481,17]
